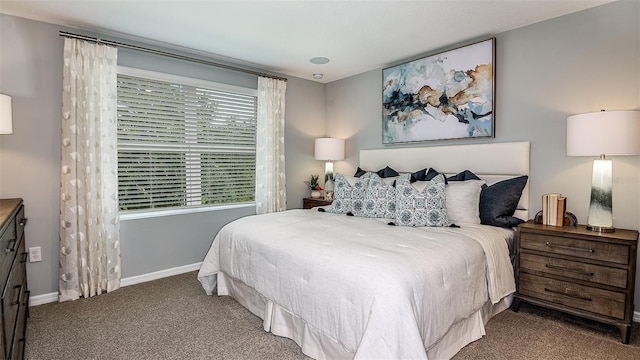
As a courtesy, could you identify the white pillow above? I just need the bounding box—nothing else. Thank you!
[446,180,486,224]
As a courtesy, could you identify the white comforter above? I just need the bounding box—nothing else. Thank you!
[198,209,515,359]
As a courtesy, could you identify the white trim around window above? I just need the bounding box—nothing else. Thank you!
[116,66,258,218]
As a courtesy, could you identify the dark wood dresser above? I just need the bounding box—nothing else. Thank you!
[514,221,638,343]
[0,199,28,359]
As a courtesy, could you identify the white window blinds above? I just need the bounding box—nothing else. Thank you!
[117,69,257,211]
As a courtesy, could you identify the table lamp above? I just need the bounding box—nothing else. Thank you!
[566,110,640,232]
[314,138,345,198]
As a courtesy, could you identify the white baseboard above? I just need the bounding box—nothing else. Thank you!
[120,262,201,287]
[29,292,59,306]
[29,262,202,307]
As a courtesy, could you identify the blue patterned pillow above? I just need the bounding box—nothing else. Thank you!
[361,173,397,218]
[330,173,371,214]
[395,173,448,227]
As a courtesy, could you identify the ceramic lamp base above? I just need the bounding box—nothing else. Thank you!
[587,158,614,232]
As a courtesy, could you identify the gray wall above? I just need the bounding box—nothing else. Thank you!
[0,14,326,297]
[326,1,640,304]
[1,15,63,299]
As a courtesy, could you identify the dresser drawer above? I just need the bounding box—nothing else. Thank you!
[15,206,25,248]
[519,232,629,265]
[519,252,628,288]
[0,217,17,282]
[8,283,27,360]
[519,272,626,319]
[1,246,25,351]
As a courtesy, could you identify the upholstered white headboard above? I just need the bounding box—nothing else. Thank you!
[359,141,531,220]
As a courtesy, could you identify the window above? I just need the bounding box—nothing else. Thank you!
[117,67,257,212]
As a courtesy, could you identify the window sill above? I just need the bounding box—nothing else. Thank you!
[119,202,255,221]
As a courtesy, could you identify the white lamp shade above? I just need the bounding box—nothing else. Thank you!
[314,138,345,161]
[0,94,12,135]
[567,110,640,156]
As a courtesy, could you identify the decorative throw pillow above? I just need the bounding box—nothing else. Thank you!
[410,168,429,182]
[446,180,486,224]
[353,167,367,177]
[361,173,397,218]
[354,166,399,178]
[479,175,529,228]
[447,170,481,182]
[411,167,447,183]
[330,173,371,214]
[395,173,448,227]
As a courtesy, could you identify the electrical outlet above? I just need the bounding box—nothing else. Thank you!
[28,246,42,263]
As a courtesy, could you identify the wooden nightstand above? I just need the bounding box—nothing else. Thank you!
[302,197,332,209]
[513,221,639,343]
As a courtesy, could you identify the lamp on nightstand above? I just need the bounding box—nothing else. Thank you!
[0,94,13,134]
[566,110,640,232]
[314,137,345,199]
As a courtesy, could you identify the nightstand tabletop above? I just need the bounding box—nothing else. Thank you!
[302,197,333,209]
[517,221,639,243]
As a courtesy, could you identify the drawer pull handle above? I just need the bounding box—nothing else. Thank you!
[544,287,592,302]
[545,241,594,253]
[545,263,594,276]
[20,251,28,263]
[11,284,22,306]
[24,290,31,318]
[19,218,28,227]
[4,238,16,253]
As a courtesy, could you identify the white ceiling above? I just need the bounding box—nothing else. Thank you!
[0,0,615,83]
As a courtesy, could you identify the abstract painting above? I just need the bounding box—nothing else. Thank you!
[382,38,495,144]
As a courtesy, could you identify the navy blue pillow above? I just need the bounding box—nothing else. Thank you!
[354,166,399,178]
[410,168,428,182]
[447,170,481,182]
[411,167,447,183]
[479,176,528,228]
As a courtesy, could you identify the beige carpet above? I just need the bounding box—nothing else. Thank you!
[26,272,640,359]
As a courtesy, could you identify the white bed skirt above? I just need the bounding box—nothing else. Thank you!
[217,271,513,360]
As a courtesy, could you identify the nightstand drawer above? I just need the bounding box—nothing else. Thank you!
[519,233,629,265]
[519,272,625,319]
[520,252,627,288]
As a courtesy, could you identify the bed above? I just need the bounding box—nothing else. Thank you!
[198,141,530,360]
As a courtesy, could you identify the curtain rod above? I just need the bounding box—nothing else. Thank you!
[59,31,287,82]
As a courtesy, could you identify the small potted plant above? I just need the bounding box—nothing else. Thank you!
[305,174,323,198]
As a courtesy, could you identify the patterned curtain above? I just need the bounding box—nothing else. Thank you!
[59,38,121,302]
[255,77,287,214]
